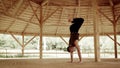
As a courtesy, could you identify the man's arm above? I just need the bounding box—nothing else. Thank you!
[70,52,73,63]
[75,40,82,62]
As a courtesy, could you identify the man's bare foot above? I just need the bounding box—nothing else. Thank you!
[78,61,83,63]
[67,61,73,63]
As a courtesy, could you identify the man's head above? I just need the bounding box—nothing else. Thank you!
[67,46,76,52]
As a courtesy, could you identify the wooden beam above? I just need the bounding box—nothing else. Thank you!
[113,23,118,58]
[39,5,43,59]
[98,9,113,23]
[41,0,49,6]
[78,35,84,41]
[55,8,63,35]
[0,0,6,12]
[17,1,29,16]
[42,7,61,23]
[109,0,114,6]
[77,0,81,7]
[106,34,120,46]
[60,36,69,45]
[10,32,22,47]
[42,0,49,16]
[116,15,120,23]
[92,0,100,62]
[109,0,118,58]
[24,35,37,46]
[12,0,24,16]
[29,6,39,21]
[22,33,25,56]
[22,23,29,33]
[75,0,81,17]
[28,1,40,22]
[5,20,16,33]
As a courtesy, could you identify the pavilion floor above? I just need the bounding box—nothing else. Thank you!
[0,58,120,68]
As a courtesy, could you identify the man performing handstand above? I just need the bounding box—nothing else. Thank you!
[67,18,84,63]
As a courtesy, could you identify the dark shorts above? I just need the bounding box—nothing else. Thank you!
[69,33,79,47]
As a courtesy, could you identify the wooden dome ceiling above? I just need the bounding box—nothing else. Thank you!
[0,0,120,36]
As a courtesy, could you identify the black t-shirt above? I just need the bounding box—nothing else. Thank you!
[70,22,83,33]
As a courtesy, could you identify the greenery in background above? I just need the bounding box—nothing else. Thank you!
[0,34,120,51]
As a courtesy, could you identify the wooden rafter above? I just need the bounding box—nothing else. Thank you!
[78,35,84,41]
[106,34,120,46]
[60,36,69,45]
[55,8,63,35]
[28,1,40,22]
[43,0,49,18]
[109,0,116,23]
[73,8,76,18]
[116,15,120,22]
[5,20,16,32]
[109,0,114,6]
[10,32,22,47]
[24,35,37,47]
[77,0,80,6]
[29,5,39,22]
[98,9,113,23]
[17,1,29,17]
[0,0,6,12]
[42,7,61,24]
[22,23,29,33]
[76,0,81,17]
[41,0,49,6]
[12,0,24,16]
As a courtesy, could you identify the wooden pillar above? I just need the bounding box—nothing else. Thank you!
[92,0,100,62]
[109,0,118,58]
[28,0,43,59]
[39,5,43,59]
[113,6,118,59]
[113,23,117,58]
[22,34,24,56]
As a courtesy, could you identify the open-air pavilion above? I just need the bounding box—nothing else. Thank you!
[0,0,120,68]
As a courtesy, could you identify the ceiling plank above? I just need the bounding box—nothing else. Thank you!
[1,13,39,26]
[0,0,6,12]
[5,20,16,33]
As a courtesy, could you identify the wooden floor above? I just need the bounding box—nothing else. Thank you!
[0,58,120,68]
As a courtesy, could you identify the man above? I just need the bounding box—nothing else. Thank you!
[67,18,84,63]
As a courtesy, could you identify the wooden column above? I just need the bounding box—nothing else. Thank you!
[92,0,100,62]
[22,33,25,56]
[109,0,118,58]
[28,0,43,59]
[39,5,43,59]
[113,23,117,58]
